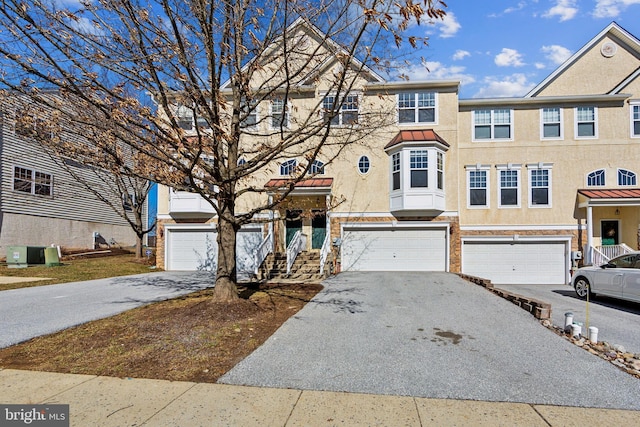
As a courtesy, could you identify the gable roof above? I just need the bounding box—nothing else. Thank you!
[220,17,385,90]
[526,22,640,98]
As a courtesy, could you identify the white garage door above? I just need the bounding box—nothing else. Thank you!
[341,227,447,271]
[166,227,262,278]
[462,241,567,285]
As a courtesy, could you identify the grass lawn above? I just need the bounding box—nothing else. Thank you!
[0,253,155,291]
[0,251,321,382]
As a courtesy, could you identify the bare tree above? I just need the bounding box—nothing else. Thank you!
[0,0,447,302]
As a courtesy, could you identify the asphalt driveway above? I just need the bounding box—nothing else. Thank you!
[220,272,640,410]
[498,283,640,354]
[0,271,215,348]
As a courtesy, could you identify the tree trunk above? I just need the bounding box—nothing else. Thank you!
[212,208,240,302]
[135,234,143,258]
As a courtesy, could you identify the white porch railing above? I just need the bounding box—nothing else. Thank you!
[319,232,331,275]
[588,243,634,266]
[286,231,306,275]
[253,231,273,275]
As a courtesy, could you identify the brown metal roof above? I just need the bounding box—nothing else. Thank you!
[265,177,334,188]
[578,189,640,199]
[384,129,450,150]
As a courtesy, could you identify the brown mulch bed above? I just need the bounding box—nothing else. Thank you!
[0,282,321,383]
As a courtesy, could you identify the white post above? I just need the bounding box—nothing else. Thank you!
[586,205,593,265]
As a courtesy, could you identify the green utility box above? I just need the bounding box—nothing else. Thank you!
[6,246,46,268]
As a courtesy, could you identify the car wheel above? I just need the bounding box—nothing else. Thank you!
[574,277,593,300]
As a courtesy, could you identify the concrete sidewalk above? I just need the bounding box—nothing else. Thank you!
[1,369,638,426]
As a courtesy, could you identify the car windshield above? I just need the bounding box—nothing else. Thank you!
[608,254,639,268]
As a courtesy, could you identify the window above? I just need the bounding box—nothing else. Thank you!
[473,109,512,140]
[409,150,428,188]
[528,163,553,207]
[323,94,358,126]
[240,99,258,129]
[575,106,597,138]
[468,169,488,207]
[398,92,436,124]
[499,169,519,207]
[270,98,289,129]
[632,104,640,137]
[175,105,211,130]
[175,105,194,130]
[310,160,324,175]
[587,169,605,186]
[122,193,135,211]
[437,152,444,190]
[280,159,297,176]
[358,155,370,174]
[541,107,562,139]
[618,169,637,186]
[237,158,247,166]
[13,166,52,196]
[392,152,400,190]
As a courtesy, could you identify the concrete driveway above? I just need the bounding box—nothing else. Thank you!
[220,272,640,410]
[498,283,640,354]
[0,271,215,348]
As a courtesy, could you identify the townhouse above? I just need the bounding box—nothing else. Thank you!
[156,21,640,285]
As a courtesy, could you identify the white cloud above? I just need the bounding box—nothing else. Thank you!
[542,0,578,21]
[434,12,461,38]
[495,48,525,67]
[534,62,546,69]
[593,0,640,18]
[452,50,470,61]
[473,74,535,98]
[402,61,475,86]
[541,44,572,65]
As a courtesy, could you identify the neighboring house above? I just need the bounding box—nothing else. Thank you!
[156,21,640,286]
[0,95,140,254]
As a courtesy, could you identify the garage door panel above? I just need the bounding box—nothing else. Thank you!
[462,241,566,285]
[168,230,218,271]
[167,228,261,278]
[342,227,447,272]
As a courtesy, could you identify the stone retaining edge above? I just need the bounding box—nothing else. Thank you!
[457,274,551,320]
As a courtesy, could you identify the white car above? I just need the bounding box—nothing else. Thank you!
[571,252,640,303]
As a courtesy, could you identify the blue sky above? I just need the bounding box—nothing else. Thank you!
[404,0,640,99]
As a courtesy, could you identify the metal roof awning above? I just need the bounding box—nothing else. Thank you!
[574,188,640,218]
[265,177,333,195]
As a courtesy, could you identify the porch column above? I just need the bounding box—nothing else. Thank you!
[325,194,331,238]
[586,205,593,264]
[268,195,274,249]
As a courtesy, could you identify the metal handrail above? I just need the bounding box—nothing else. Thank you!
[319,232,331,275]
[286,231,305,274]
[253,231,273,275]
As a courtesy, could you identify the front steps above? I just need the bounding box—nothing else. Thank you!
[258,251,330,283]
